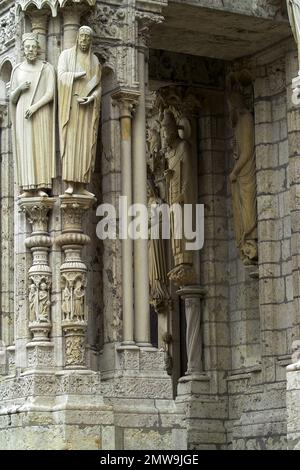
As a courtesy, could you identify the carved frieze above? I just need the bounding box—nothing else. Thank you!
[0,7,16,53]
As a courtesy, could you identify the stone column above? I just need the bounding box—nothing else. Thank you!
[132,30,151,347]
[62,8,82,50]
[177,285,206,381]
[56,194,95,369]
[19,197,55,369]
[29,11,50,60]
[112,89,140,346]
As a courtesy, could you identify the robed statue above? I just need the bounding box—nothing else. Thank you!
[10,33,56,197]
[161,110,196,286]
[228,91,258,265]
[287,0,300,70]
[58,26,102,196]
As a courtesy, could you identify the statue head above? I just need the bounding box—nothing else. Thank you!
[78,26,93,53]
[161,110,179,149]
[22,33,39,63]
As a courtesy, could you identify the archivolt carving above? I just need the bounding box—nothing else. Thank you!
[0,7,16,53]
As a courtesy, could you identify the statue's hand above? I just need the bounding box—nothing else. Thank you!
[75,71,86,80]
[164,169,174,181]
[77,96,94,105]
[20,81,31,92]
[25,105,38,119]
[230,171,237,183]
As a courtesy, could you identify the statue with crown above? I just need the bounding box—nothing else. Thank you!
[10,33,56,197]
[57,25,102,196]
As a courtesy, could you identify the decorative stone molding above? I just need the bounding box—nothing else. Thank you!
[0,104,7,123]
[56,194,95,369]
[19,197,55,343]
[0,6,16,53]
[16,0,95,17]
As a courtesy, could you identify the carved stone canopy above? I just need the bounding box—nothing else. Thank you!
[16,0,95,17]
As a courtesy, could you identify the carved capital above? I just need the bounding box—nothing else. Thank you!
[19,197,55,233]
[59,194,95,233]
[112,88,140,118]
[16,0,96,17]
[168,264,197,288]
[28,9,50,32]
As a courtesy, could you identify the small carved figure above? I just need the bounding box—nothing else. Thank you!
[29,283,38,322]
[10,33,56,197]
[62,284,71,321]
[73,281,85,322]
[38,282,50,322]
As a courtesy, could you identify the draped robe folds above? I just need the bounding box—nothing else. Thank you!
[167,139,195,266]
[287,0,300,44]
[58,45,102,184]
[10,61,56,190]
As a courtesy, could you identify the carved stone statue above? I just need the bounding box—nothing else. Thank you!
[29,283,38,322]
[228,91,258,265]
[10,33,56,197]
[161,110,196,286]
[147,176,170,313]
[287,0,300,70]
[74,280,85,322]
[58,25,102,196]
[62,285,71,321]
[38,282,51,322]
[28,277,51,323]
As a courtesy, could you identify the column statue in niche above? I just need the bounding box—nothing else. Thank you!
[287,0,300,70]
[10,33,56,197]
[58,25,102,196]
[228,91,258,266]
[161,109,196,287]
[147,175,170,314]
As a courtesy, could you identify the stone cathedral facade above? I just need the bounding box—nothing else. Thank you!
[0,0,300,451]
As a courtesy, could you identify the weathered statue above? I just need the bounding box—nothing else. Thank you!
[29,283,38,322]
[228,91,258,265]
[147,177,170,313]
[10,33,56,197]
[74,281,85,322]
[62,285,71,321]
[58,25,102,196]
[287,0,300,69]
[161,110,196,286]
[38,282,51,322]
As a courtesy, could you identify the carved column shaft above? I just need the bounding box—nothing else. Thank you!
[62,8,82,50]
[29,11,50,60]
[177,285,206,379]
[132,33,151,347]
[113,90,140,346]
[56,195,94,369]
[19,197,55,370]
